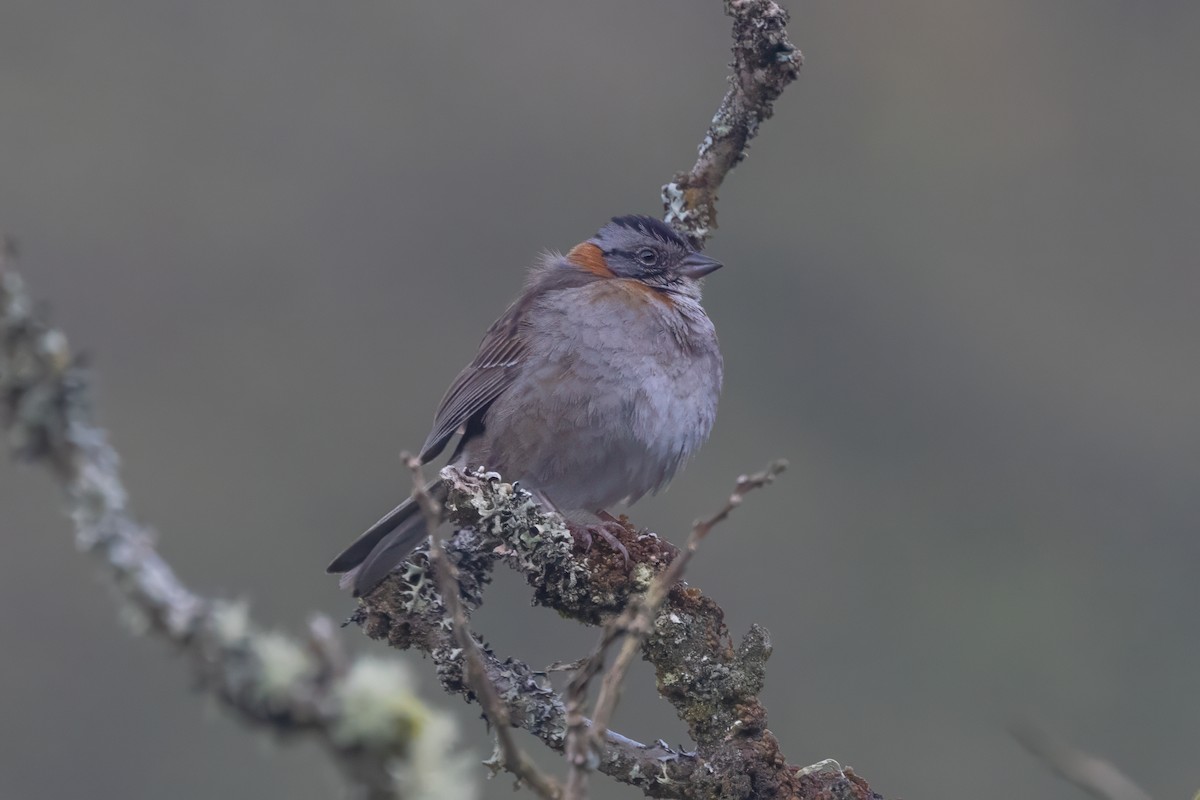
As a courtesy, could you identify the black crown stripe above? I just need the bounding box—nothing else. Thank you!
[609,215,691,250]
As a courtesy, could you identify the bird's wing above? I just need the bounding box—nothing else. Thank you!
[418,301,530,462]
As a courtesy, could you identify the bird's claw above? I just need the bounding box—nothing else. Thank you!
[569,520,630,567]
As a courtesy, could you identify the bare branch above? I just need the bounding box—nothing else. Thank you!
[1012,721,1153,800]
[0,249,467,800]
[403,455,564,800]
[663,0,803,247]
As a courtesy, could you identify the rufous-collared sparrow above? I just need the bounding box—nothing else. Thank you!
[327,215,723,596]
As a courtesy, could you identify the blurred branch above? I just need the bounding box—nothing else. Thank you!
[0,245,468,800]
[663,0,803,247]
[1012,720,1153,800]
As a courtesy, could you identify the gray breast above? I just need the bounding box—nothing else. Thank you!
[469,284,721,512]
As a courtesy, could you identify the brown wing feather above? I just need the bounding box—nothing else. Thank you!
[418,304,529,462]
[418,257,608,463]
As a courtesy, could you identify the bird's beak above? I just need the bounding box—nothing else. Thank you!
[679,252,723,279]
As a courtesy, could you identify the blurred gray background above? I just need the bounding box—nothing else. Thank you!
[2,1,1198,798]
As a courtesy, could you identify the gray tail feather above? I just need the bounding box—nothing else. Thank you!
[326,479,447,597]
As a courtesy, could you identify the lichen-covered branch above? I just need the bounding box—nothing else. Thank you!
[564,462,787,799]
[587,460,788,749]
[0,247,471,800]
[356,469,885,800]
[355,472,701,798]
[406,455,564,800]
[663,0,803,247]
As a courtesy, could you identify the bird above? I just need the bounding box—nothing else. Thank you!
[327,215,723,597]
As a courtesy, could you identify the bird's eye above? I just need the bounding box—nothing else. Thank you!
[636,248,658,267]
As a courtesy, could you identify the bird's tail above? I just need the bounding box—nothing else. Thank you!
[326,479,448,597]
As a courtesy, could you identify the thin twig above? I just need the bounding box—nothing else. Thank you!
[563,627,619,800]
[571,460,787,789]
[403,455,564,800]
[663,0,802,247]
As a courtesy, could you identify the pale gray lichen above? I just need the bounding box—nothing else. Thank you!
[332,653,477,800]
[440,467,590,600]
[251,631,315,706]
[398,558,436,614]
[332,657,421,747]
[209,600,251,645]
[631,562,656,592]
[662,182,712,245]
[663,181,687,217]
[390,711,477,800]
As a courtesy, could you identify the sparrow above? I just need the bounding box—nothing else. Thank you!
[327,215,723,596]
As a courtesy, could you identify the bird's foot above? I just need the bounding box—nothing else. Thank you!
[568,519,630,567]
